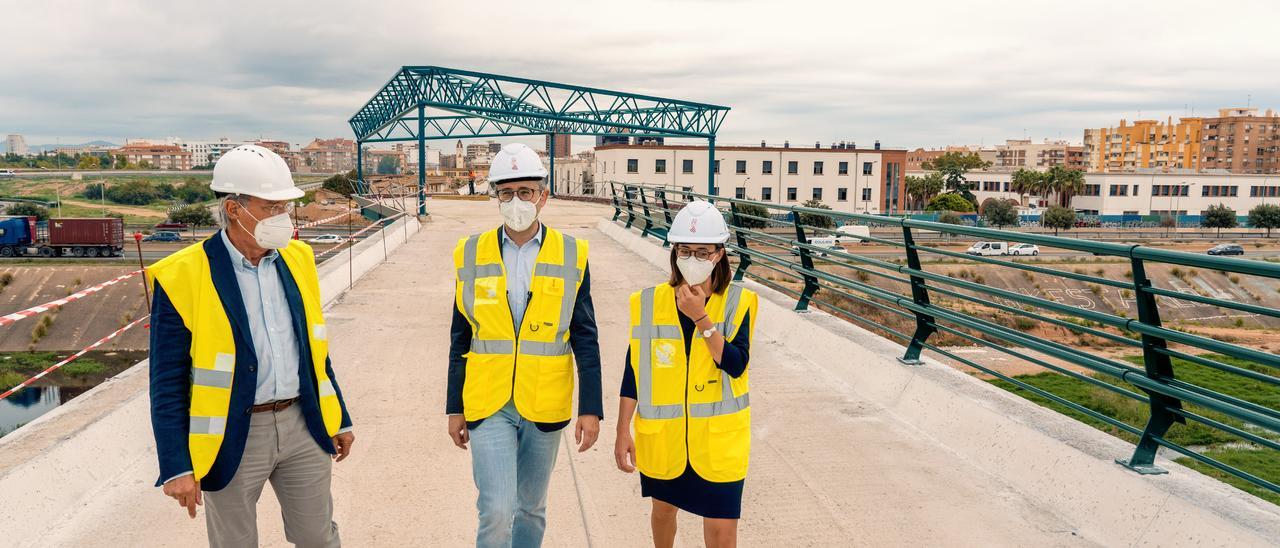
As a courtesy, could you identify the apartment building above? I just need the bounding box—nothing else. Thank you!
[1083,116,1203,172]
[301,138,356,173]
[995,139,1086,170]
[112,143,192,170]
[5,134,28,156]
[1199,108,1280,174]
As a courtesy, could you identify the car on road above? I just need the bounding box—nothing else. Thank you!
[1009,243,1040,256]
[791,243,844,258]
[0,169,15,178]
[1207,243,1244,256]
[966,241,1008,256]
[142,231,183,242]
[307,234,342,244]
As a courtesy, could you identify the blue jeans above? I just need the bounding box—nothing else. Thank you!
[470,400,562,548]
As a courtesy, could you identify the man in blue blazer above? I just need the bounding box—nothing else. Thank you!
[148,145,354,547]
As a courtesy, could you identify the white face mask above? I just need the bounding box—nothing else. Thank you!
[238,209,294,250]
[499,196,539,232]
[676,255,717,286]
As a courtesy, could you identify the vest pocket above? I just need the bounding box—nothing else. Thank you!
[634,419,668,475]
[532,361,574,415]
[706,412,751,474]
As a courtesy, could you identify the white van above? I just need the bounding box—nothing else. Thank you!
[0,169,15,178]
[835,224,870,243]
[966,241,1008,256]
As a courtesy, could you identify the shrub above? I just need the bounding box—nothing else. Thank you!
[733,202,769,229]
[926,193,974,212]
[5,203,50,221]
[1042,206,1076,235]
[797,199,835,229]
[937,211,963,225]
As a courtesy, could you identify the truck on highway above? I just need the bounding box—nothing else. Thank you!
[0,217,125,257]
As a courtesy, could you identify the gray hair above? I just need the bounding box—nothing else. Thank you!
[215,194,250,229]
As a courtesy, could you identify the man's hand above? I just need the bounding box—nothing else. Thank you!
[162,475,202,519]
[614,430,636,473]
[331,431,355,462]
[575,415,600,452]
[675,283,708,322]
[448,415,470,450]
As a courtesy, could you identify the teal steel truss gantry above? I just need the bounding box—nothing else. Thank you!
[349,66,731,213]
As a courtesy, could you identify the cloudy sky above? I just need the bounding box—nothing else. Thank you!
[4,0,1278,152]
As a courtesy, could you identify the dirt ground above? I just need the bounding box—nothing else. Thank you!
[0,265,150,352]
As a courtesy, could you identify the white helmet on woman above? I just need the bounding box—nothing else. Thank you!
[488,143,548,184]
[209,144,302,201]
[667,200,730,244]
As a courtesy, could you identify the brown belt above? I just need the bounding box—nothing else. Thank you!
[250,397,299,414]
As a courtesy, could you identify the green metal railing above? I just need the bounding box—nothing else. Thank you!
[608,182,1280,497]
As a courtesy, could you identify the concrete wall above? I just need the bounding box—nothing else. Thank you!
[0,215,422,542]
[597,218,1280,546]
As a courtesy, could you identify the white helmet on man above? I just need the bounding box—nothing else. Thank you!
[209,144,303,201]
[667,200,730,244]
[488,143,548,184]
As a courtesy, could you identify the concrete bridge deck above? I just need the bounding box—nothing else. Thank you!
[2,199,1278,547]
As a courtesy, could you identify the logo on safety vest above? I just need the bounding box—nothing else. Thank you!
[654,341,676,367]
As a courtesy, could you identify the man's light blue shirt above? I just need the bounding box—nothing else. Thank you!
[499,224,543,330]
[219,230,300,405]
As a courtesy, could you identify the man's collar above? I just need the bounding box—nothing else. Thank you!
[218,229,277,269]
[498,222,545,246]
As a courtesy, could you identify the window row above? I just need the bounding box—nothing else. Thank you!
[625,158,875,176]
[732,186,873,202]
[1200,185,1239,197]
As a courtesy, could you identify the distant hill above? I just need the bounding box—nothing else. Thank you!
[28,141,119,153]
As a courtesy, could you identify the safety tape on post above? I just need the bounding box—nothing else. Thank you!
[314,213,407,259]
[0,270,144,328]
[298,209,360,229]
[0,314,150,401]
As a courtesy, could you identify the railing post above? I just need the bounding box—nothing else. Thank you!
[623,185,638,230]
[729,202,752,281]
[638,187,655,240]
[610,182,622,221]
[657,188,673,247]
[898,226,936,365]
[791,212,820,312]
[1116,256,1184,475]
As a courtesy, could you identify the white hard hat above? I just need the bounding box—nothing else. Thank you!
[668,200,730,244]
[488,143,547,184]
[210,145,303,201]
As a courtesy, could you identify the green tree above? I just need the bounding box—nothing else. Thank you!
[904,172,944,210]
[176,178,214,204]
[937,211,963,225]
[922,151,991,205]
[926,193,974,212]
[981,198,1019,228]
[1042,206,1076,236]
[322,171,357,197]
[5,203,50,221]
[797,199,834,229]
[376,155,401,175]
[114,154,128,169]
[733,201,769,229]
[168,204,216,228]
[76,155,101,169]
[1200,203,1238,236]
[1247,203,1280,237]
[1009,168,1041,207]
[105,179,159,205]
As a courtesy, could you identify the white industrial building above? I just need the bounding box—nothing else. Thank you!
[589,143,907,214]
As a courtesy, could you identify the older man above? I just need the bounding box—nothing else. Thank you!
[148,144,354,547]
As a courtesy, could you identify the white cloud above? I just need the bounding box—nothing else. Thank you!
[3,0,1278,150]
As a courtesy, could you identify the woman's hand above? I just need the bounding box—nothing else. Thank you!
[614,430,637,473]
[675,283,708,322]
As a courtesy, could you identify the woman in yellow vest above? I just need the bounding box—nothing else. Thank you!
[615,200,758,548]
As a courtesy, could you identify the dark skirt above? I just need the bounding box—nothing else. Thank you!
[641,464,744,519]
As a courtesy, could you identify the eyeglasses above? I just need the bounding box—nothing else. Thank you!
[495,188,540,202]
[255,201,294,216]
[675,247,720,260]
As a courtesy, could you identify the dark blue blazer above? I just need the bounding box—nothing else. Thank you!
[148,232,353,491]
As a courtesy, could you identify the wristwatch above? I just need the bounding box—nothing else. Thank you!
[700,325,718,338]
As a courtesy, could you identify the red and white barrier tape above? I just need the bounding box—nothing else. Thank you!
[0,314,150,401]
[314,213,407,259]
[298,209,359,229]
[0,270,144,328]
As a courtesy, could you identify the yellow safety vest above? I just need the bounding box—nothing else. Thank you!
[146,239,343,482]
[453,227,589,423]
[629,282,757,483]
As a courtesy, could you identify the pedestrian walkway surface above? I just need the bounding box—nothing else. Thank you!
[36,199,1169,546]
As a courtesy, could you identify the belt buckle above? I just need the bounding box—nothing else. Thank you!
[272,399,290,412]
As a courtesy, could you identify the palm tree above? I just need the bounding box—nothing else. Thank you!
[1009,168,1040,207]
[1052,166,1085,208]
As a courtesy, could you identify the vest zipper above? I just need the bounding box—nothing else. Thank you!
[510,290,533,401]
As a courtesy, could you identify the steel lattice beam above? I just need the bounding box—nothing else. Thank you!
[348,66,730,142]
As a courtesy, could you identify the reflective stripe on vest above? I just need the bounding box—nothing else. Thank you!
[462,233,580,358]
[634,284,748,420]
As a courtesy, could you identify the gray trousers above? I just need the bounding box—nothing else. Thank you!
[205,404,341,548]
